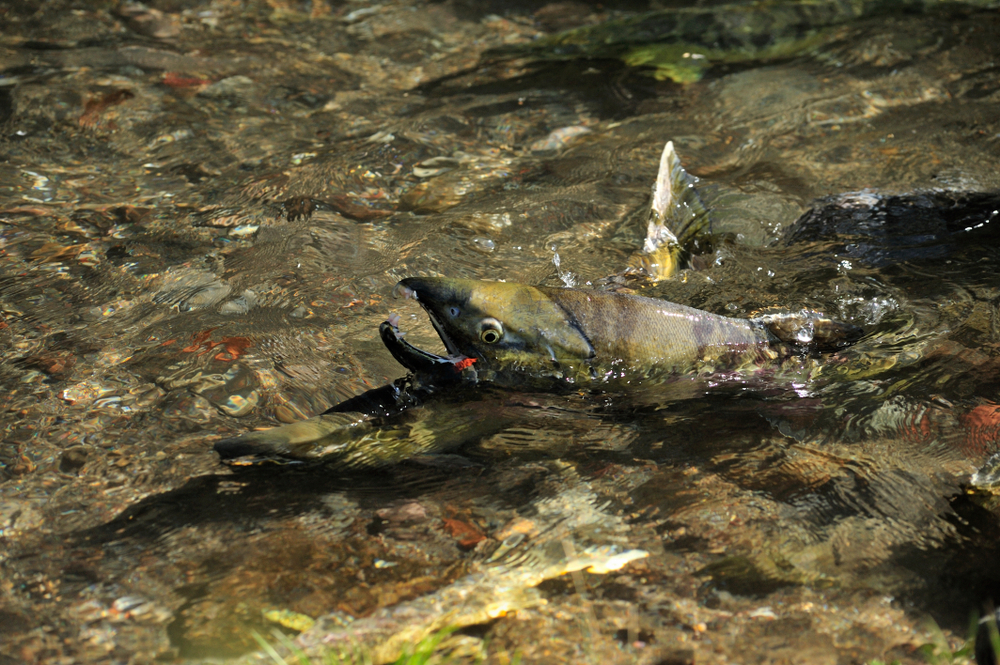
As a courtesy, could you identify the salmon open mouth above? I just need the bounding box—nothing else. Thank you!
[382,282,476,377]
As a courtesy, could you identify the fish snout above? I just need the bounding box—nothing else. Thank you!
[393,277,465,306]
[391,281,416,300]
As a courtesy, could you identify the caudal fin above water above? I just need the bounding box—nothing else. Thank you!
[626,141,711,282]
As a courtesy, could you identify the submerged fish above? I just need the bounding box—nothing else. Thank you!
[486,0,999,83]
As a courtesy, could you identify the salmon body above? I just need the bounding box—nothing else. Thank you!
[388,277,783,390]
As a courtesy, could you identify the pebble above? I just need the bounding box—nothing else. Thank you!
[181,282,232,311]
[343,6,381,23]
[412,156,462,178]
[131,385,166,409]
[262,608,315,632]
[472,237,496,252]
[219,289,258,315]
[153,269,231,311]
[112,596,172,623]
[93,395,124,410]
[529,126,592,152]
[61,382,116,405]
[0,499,44,536]
[77,249,101,266]
[192,363,260,417]
[228,224,259,237]
[59,446,89,474]
[198,75,256,99]
[399,171,475,213]
[20,370,45,384]
[376,501,428,523]
[161,392,215,426]
[117,3,182,39]
[209,391,259,417]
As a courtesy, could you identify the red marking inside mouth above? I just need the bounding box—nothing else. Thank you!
[453,357,477,372]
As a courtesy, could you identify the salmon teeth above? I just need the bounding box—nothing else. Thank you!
[391,283,416,300]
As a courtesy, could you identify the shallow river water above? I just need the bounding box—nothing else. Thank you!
[2,1,1000,663]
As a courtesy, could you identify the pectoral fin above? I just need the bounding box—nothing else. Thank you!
[539,322,595,361]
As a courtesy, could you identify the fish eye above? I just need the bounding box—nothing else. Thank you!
[479,318,503,344]
[481,329,501,344]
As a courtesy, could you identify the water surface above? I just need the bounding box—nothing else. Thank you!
[2,1,1000,663]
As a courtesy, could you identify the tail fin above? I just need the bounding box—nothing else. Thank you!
[214,393,501,467]
[214,412,371,461]
[627,141,711,282]
[753,308,864,351]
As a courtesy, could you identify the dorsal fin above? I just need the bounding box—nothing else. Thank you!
[627,141,711,282]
